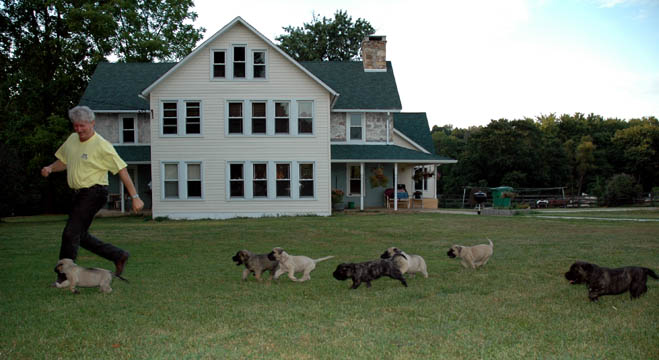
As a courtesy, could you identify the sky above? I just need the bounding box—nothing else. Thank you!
[190,0,659,129]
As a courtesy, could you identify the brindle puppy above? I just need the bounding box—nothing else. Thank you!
[564,261,658,301]
[232,250,279,281]
[333,255,408,289]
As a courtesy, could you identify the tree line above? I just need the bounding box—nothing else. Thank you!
[433,113,659,204]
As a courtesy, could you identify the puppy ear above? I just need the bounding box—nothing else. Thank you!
[456,246,462,255]
[581,262,593,272]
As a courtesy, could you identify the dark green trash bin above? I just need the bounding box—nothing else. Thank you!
[492,186,514,208]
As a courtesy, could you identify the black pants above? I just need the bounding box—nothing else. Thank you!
[57,185,126,280]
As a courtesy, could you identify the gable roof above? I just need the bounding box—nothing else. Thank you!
[79,62,175,111]
[300,61,402,111]
[394,113,436,154]
[140,16,337,98]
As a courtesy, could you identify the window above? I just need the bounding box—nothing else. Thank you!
[253,50,266,78]
[414,166,430,191]
[251,102,266,134]
[164,163,179,199]
[253,163,268,197]
[349,113,363,140]
[276,163,290,197]
[162,102,178,135]
[299,163,314,198]
[229,163,244,198]
[349,165,361,195]
[121,116,136,143]
[212,50,226,78]
[187,163,202,198]
[228,102,243,134]
[233,46,246,78]
[275,102,289,134]
[298,101,313,134]
[185,101,201,134]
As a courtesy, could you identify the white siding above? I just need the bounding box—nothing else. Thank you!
[149,23,331,219]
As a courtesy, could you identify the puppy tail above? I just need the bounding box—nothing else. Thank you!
[646,268,659,280]
[313,256,335,263]
[487,237,493,248]
[113,273,130,283]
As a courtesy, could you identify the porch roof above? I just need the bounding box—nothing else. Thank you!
[331,145,456,164]
[114,145,150,162]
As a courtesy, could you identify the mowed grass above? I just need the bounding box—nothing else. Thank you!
[1,212,658,359]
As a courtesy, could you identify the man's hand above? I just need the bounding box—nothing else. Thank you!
[131,197,144,212]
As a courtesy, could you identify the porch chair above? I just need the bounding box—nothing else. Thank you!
[384,185,411,209]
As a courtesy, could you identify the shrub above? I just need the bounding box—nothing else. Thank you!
[602,173,642,206]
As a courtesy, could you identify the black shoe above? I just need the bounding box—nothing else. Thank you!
[115,252,130,276]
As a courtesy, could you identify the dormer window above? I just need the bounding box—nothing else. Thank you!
[233,46,246,78]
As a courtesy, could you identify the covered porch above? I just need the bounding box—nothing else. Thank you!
[330,145,457,211]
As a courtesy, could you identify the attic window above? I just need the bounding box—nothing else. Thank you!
[233,46,246,78]
[212,50,225,78]
[253,50,266,78]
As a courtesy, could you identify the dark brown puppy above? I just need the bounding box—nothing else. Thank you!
[333,255,408,289]
[564,261,658,301]
[232,250,279,281]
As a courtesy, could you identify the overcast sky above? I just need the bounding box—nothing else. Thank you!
[191,0,659,129]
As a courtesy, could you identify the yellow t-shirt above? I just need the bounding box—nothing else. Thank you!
[55,132,127,189]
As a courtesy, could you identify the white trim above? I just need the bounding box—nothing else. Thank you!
[393,128,431,154]
[332,159,457,164]
[140,16,338,97]
[346,163,362,197]
[209,48,227,80]
[93,110,150,113]
[154,211,331,220]
[333,109,401,113]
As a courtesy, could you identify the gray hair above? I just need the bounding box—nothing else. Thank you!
[68,106,95,123]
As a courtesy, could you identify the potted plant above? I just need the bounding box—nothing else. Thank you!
[331,189,345,211]
[369,167,389,188]
[413,168,434,182]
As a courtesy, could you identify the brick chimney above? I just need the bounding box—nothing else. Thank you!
[362,35,387,72]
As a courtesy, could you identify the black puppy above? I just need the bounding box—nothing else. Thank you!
[333,255,408,289]
[565,261,658,301]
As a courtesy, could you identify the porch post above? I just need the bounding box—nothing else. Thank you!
[433,165,437,199]
[394,163,398,211]
[120,182,125,213]
[360,162,364,211]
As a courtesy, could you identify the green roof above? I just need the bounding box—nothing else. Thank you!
[300,61,402,110]
[394,113,436,154]
[114,145,150,162]
[331,145,454,163]
[79,62,175,111]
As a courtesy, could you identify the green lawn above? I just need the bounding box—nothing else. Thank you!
[1,213,658,359]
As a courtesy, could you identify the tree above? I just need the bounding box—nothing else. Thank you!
[276,10,375,61]
[611,118,659,191]
[0,0,205,216]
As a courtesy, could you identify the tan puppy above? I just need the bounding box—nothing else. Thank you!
[55,258,127,294]
[447,238,494,269]
[380,247,428,278]
[267,247,333,282]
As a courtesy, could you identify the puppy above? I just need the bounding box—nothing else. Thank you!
[54,258,127,294]
[447,238,494,269]
[333,255,408,289]
[232,250,279,281]
[380,247,428,278]
[564,261,658,301]
[267,247,333,282]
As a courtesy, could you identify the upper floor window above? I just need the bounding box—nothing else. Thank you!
[228,102,243,134]
[185,101,201,135]
[275,102,290,134]
[233,46,246,78]
[162,102,178,135]
[121,116,136,143]
[298,101,313,135]
[349,113,363,141]
[253,50,266,78]
[212,50,226,78]
[251,102,266,134]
